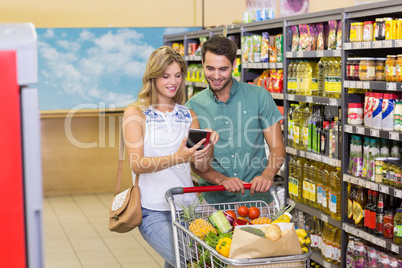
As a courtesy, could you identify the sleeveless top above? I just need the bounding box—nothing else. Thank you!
[132,103,197,211]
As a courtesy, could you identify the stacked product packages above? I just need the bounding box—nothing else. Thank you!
[242,9,275,23]
[241,33,283,63]
[289,20,342,51]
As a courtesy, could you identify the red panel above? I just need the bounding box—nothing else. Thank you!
[0,51,27,267]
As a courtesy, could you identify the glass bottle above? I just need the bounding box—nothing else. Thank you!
[354,186,367,228]
[375,192,385,236]
[348,184,357,224]
[369,190,378,234]
[364,189,373,233]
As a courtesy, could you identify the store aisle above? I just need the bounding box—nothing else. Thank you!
[44,193,164,268]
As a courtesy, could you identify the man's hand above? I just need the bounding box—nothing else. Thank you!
[249,173,274,196]
[217,175,247,195]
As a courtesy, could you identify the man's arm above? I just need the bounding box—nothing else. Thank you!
[249,121,286,195]
[190,164,247,195]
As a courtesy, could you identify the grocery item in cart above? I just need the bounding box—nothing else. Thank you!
[229,222,302,259]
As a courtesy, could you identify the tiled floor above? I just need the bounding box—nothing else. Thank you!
[43,193,165,268]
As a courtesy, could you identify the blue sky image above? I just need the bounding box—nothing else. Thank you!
[37,27,200,111]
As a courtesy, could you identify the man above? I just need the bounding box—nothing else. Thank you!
[186,36,285,205]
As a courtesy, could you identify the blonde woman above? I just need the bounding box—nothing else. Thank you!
[123,46,218,268]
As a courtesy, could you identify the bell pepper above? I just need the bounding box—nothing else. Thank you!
[232,218,252,227]
[216,237,232,258]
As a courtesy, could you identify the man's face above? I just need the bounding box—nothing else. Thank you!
[203,51,235,93]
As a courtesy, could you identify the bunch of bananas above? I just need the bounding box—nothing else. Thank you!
[296,229,310,254]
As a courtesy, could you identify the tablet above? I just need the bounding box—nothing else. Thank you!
[186,129,211,151]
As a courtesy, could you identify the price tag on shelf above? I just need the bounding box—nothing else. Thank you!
[262,63,269,69]
[353,42,362,49]
[321,214,328,223]
[243,63,248,68]
[362,232,370,241]
[356,126,365,135]
[256,63,263,69]
[383,40,393,48]
[350,81,357,88]
[389,132,399,140]
[387,83,397,91]
[344,125,353,133]
[329,98,338,106]
[299,150,306,158]
[396,40,402,47]
[344,80,350,88]
[377,238,386,248]
[334,50,341,57]
[305,152,313,159]
[379,184,389,194]
[391,244,399,254]
[344,43,352,50]
[297,51,303,58]
[356,177,365,186]
[313,153,322,162]
[350,176,357,185]
[395,189,402,198]
[317,51,324,57]
[362,42,372,49]
[277,63,283,69]
[306,96,313,103]
[286,52,293,58]
[356,81,363,88]
[363,82,370,89]
[373,41,382,48]
[287,94,295,101]
[370,129,380,137]
[343,174,351,183]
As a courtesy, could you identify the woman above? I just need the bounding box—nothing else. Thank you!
[123,46,218,268]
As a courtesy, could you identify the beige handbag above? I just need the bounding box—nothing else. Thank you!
[109,127,142,233]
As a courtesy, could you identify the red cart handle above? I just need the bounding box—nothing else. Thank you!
[182,183,252,194]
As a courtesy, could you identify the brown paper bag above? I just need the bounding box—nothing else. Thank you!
[229,223,302,260]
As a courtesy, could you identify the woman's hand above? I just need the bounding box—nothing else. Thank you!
[175,136,211,164]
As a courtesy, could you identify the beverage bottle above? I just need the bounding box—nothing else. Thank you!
[375,192,385,236]
[369,191,378,234]
[328,167,341,221]
[348,183,357,224]
[362,137,370,179]
[383,195,395,238]
[315,107,323,154]
[321,121,330,156]
[311,61,318,96]
[302,104,312,151]
[310,217,320,251]
[348,135,356,175]
[354,136,363,177]
[332,228,341,264]
[335,110,342,159]
[296,157,306,203]
[308,105,316,152]
[312,106,319,153]
[287,61,294,94]
[318,57,325,96]
[354,186,367,228]
[333,58,341,98]
[296,61,303,94]
[302,159,312,205]
[364,190,373,233]
[287,104,296,147]
[293,103,306,150]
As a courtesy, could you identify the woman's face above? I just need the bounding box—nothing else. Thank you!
[155,61,183,103]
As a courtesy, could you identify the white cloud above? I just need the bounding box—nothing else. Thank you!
[163,27,192,35]
[43,29,55,38]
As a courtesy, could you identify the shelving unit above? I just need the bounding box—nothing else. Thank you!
[164,1,402,265]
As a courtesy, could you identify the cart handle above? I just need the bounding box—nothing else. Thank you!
[165,184,280,211]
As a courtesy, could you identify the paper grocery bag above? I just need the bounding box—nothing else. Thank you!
[229,222,302,260]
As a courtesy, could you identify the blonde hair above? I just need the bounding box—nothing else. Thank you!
[129,46,187,111]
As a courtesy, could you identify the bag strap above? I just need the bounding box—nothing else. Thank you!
[115,122,139,195]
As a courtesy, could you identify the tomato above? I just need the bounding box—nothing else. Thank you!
[248,207,260,220]
[226,210,236,219]
[237,206,249,217]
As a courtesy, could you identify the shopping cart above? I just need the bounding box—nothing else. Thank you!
[165,184,312,268]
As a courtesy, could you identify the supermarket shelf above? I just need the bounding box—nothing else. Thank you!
[343,124,402,141]
[243,18,284,32]
[185,81,207,88]
[286,146,341,167]
[271,93,284,100]
[343,80,402,91]
[343,173,402,199]
[310,251,340,268]
[242,62,283,69]
[286,94,341,106]
[343,223,402,255]
[343,40,402,50]
[287,199,342,229]
[343,0,402,19]
[285,50,341,59]
[184,55,202,61]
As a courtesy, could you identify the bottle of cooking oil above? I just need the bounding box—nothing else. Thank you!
[321,164,334,215]
[302,104,313,151]
[296,61,303,95]
[293,103,307,150]
[324,58,333,97]
[332,228,341,264]
[311,61,318,96]
[317,57,326,96]
[287,104,296,147]
[296,157,307,203]
[329,166,341,221]
[302,61,312,96]
[320,223,329,257]
[309,160,319,208]
[333,58,341,98]
[324,225,335,263]
[292,60,298,93]
[303,159,312,205]
[288,156,296,201]
[287,61,294,94]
